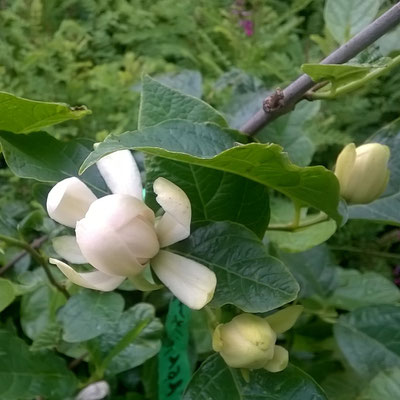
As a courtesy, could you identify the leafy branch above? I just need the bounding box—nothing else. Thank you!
[240,2,400,135]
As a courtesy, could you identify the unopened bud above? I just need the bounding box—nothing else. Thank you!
[335,143,390,204]
[212,314,276,369]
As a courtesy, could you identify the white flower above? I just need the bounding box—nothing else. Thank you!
[47,150,217,310]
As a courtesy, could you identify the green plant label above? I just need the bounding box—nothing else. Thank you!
[158,297,191,400]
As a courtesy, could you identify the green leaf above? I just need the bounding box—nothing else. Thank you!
[152,70,203,98]
[328,268,400,311]
[88,303,163,375]
[20,283,66,340]
[266,220,337,253]
[302,64,373,88]
[257,100,320,166]
[81,120,341,224]
[145,156,270,237]
[324,0,381,44]
[358,368,400,400]
[30,321,62,352]
[0,278,16,312]
[349,121,400,225]
[334,305,400,379]
[0,330,77,399]
[0,91,90,133]
[139,75,227,128]
[183,354,328,400]
[57,290,125,343]
[0,131,109,195]
[278,245,338,299]
[171,222,299,313]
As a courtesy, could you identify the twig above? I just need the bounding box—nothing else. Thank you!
[240,2,400,135]
[68,352,89,370]
[0,235,48,275]
[329,245,400,260]
[0,234,70,299]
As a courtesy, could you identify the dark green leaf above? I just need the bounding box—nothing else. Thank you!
[0,91,90,133]
[334,305,400,379]
[57,290,125,342]
[145,156,270,237]
[81,120,341,224]
[0,330,77,399]
[358,368,400,400]
[0,131,109,196]
[139,75,227,128]
[183,354,328,400]
[88,303,163,375]
[172,222,299,313]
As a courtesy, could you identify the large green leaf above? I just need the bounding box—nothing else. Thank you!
[20,283,66,340]
[145,156,270,237]
[183,354,327,400]
[0,131,109,196]
[57,290,125,343]
[171,222,299,313]
[334,305,400,379]
[324,0,381,44]
[349,121,400,225]
[0,330,77,399]
[358,368,400,400]
[328,268,400,311]
[0,91,90,134]
[139,75,227,128]
[87,303,163,375]
[81,120,341,224]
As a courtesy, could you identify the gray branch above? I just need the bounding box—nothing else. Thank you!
[240,2,400,136]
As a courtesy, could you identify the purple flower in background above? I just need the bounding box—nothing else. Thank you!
[232,0,254,37]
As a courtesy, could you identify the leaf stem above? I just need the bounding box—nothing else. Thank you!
[0,234,70,299]
[267,212,329,232]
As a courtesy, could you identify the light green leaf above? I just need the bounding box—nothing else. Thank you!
[57,290,125,343]
[328,268,400,311]
[152,70,203,98]
[334,305,400,379]
[324,0,381,44]
[81,120,341,224]
[139,75,227,128]
[302,64,374,88]
[0,330,77,399]
[183,354,328,400]
[145,156,270,237]
[358,368,400,400]
[0,278,15,312]
[0,131,109,196]
[266,220,337,253]
[171,222,299,313]
[0,91,90,134]
[87,303,163,375]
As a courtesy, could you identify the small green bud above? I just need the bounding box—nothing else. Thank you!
[212,314,276,369]
[335,143,390,204]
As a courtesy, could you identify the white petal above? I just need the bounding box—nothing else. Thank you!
[153,177,191,247]
[264,345,289,373]
[46,177,97,228]
[151,250,216,310]
[96,150,143,199]
[52,235,87,264]
[49,258,125,291]
[76,194,159,277]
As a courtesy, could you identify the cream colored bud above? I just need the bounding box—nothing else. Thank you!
[264,345,289,373]
[212,314,276,369]
[335,143,390,204]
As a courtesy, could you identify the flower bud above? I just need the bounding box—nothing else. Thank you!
[335,143,390,204]
[76,194,160,277]
[212,314,276,369]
